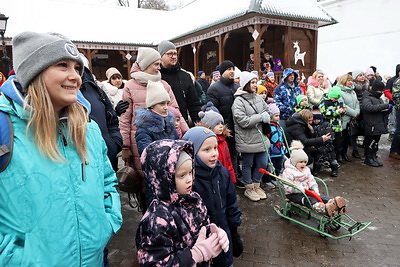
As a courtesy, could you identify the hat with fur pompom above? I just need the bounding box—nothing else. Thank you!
[198,109,223,130]
[290,140,308,166]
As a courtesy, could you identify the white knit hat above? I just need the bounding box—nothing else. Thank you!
[12,31,84,90]
[137,47,161,71]
[106,67,122,80]
[240,71,258,88]
[290,140,308,166]
[146,80,171,108]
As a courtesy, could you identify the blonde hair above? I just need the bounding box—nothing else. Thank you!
[299,109,314,134]
[24,74,88,163]
[337,73,352,86]
[312,70,324,79]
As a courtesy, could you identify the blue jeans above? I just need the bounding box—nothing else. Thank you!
[390,109,400,153]
[241,152,267,184]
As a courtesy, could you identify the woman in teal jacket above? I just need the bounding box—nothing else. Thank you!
[0,31,122,266]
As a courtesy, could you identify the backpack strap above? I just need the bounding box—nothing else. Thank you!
[0,111,13,172]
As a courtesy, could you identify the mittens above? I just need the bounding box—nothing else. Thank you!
[210,223,229,253]
[231,231,243,257]
[191,226,222,263]
[261,111,270,123]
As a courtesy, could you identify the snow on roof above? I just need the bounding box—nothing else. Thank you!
[1,0,336,46]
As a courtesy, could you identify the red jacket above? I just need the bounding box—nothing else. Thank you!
[217,134,236,183]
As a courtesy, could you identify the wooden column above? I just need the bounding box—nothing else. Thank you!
[283,26,291,69]
[119,50,134,78]
[247,24,268,73]
[215,33,229,65]
[192,41,203,77]
[79,49,97,71]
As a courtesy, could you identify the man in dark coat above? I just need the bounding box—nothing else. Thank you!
[197,70,210,94]
[206,60,241,184]
[80,66,122,171]
[158,40,202,124]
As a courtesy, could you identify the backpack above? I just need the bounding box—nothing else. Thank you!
[0,110,13,172]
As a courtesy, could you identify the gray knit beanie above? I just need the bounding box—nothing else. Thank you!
[12,31,84,90]
[352,70,364,80]
[157,40,176,56]
[137,47,161,71]
[146,80,171,108]
[199,110,224,129]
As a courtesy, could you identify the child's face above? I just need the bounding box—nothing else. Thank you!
[175,117,180,129]
[269,75,275,83]
[151,101,169,117]
[312,118,321,125]
[175,160,193,195]
[197,136,219,167]
[212,121,224,136]
[260,91,267,100]
[295,161,307,171]
[300,98,308,107]
[329,97,339,102]
[271,113,280,122]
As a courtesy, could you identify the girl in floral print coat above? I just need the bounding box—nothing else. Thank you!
[136,140,229,266]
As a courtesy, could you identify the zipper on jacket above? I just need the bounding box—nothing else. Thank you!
[217,181,223,209]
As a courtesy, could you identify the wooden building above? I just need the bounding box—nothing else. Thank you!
[1,0,336,82]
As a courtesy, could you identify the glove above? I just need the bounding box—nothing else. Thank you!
[121,147,132,163]
[230,229,243,257]
[296,185,305,193]
[388,104,393,111]
[115,100,129,116]
[191,226,222,263]
[266,97,274,104]
[209,223,229,253]
[310,185,320,195]
[261,111,270,123]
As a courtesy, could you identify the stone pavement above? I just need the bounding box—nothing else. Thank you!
[108,135,400,267]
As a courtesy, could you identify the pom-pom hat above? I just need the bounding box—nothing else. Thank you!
[290,140,308,166]
[199,110,224,129]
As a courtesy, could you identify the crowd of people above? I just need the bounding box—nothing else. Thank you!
[0,30,399,266]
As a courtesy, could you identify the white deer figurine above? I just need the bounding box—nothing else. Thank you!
[293,41,306,66]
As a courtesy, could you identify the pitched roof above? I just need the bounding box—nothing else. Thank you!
[2,0,336,47]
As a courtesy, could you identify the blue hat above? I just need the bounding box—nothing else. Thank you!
[198,70,205,76]
[182,126,217,154]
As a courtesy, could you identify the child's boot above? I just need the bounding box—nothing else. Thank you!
[330,163,339,177]
[312,162,321,176]
[253,183,267,200]
[244,183,260,202]
[324,199,337,217]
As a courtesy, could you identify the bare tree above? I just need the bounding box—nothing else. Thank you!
[116,0,169,10]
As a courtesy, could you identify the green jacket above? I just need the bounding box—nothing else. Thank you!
[0,78,122,266]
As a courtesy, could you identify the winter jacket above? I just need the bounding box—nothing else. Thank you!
[160,63,202,123]
[100,80,126,107]
[267,121,287,157]
[136,140,210,267]
[206,76,240,132]
[197,78,210,94]
[337,83,360,130]
[312,121,336,163]
[319,94,344,132]
[273,68,302,120]
[306,76,331,106]
[281,159,318,195]
[80,67,122,170]
[262,77,278,98]
[119,62,188,175]
[193,157,242,267]
[0,77,122,266]
[135,108,179,155]
[361,91,390,136]
[232,89,271,153]
[384,64,400,101]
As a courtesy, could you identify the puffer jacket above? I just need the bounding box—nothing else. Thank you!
[337,83,360,130]
[100,80,126,107]
[0,77,122,266]
[281,159,317,195]
[319,94,344,132]
[267,121,288,157]
[136,140,210,267]
[273,68,302,120]
[193,157,242,267]
[134,107,179,155]
[119,62,188,175]
[232,89,270,153]
[306,76,331,106]
[206,76,240,132]
[361,90,391,136]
